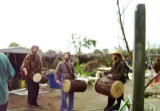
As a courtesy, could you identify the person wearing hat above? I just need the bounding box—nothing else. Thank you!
[102,50,126,111]
[20,45,42,108]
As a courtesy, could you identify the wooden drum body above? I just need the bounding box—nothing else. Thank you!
[33,73,48,84]
[62,79,87,93]
[95,78,124,99]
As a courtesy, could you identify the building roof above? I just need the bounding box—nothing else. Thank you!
[0,47,45,56]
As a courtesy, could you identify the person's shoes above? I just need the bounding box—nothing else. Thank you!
[33,103,41,107]
[61,109,67,111]
[104,106,111,111]
[126,76,129,80]
[68,109,75,111]
[28,104,35,108]
[112,104,120,110]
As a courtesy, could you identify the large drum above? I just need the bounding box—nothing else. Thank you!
[62,79,87,93]
[33,73,48,84]
[95,78,124,99]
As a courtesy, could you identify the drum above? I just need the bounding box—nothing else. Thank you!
[62,79,87,93]
[95,78,124,99]
[33,73,48,84]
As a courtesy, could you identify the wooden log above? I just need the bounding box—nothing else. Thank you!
[133,4,146,111]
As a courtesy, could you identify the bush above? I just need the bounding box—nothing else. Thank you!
[74,53,112,76]
[83,70,97,76]
[97,54,112,67]
[83,60,99,72]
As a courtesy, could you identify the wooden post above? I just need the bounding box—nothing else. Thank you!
[133,4,146,111]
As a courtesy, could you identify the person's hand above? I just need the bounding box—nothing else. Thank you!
[74,77,77,80]
[107,74,113,78]
[56,80,62,85]
[8,79,13,90]
[23,68,28,76]
[8,78,13,85]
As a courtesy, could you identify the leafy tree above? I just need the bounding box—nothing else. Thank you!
[102,48,109,53]
[71,33,97,54]
[8,42,20,47]
[93,49,103,55]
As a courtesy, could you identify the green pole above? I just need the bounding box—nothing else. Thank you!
[133,4,146,111]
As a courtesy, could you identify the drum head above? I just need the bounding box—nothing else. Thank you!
[62,80,71,93]
[33,73,42,83]
[110,81,124,99]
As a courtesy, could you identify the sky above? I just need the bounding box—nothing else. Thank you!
[0,0,159,53]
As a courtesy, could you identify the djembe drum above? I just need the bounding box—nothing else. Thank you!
[33,73,48,84]
[62,79,87,93]
[95,77,124,99]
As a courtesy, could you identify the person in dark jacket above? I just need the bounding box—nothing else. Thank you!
[103,50,126,111]
[20,45,42,108]
[125,55,131,80]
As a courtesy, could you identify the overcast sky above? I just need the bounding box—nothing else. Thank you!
[0,0,159,53]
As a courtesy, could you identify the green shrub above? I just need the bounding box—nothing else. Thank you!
[74,58,83,75]
[83,70,97,76]
[83,60,99,72]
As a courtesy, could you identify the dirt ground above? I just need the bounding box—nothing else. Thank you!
[8,79,160,111]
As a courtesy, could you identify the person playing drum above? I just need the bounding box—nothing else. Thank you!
[20,45,42,108]
[55,52,76,111]
[101,50,126,111]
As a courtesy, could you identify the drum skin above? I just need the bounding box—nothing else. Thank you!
[95,78,124,99]
[62,79,87,93]
[33,73,48,84]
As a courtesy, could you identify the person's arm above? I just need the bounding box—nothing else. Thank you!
[103,70,112,75]
[6,58,15,90]
[20,56,29,77]
[7,58,15,79]
[54,63,61,85]
[37,55,42,73]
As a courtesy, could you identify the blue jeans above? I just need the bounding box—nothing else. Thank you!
[0,102,8,111]
[125,68,130,80]
[61,90,74,111]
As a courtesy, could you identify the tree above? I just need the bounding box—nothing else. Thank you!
[8,42,20,47]
[102,48,109,53]
[71,33,97,54]
[93,49,103,55]
[90,40,97,51]
[115,0,132,60]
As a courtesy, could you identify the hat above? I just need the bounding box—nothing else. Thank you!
[110,50,121,56]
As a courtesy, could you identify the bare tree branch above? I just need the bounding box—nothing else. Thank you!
[116,0,132,60]
[144,72,160,90]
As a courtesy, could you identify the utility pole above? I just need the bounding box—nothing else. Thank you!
[133,4,146,111]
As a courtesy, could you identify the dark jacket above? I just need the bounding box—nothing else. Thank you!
[20,54,42,80]
[104,58,126,83]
